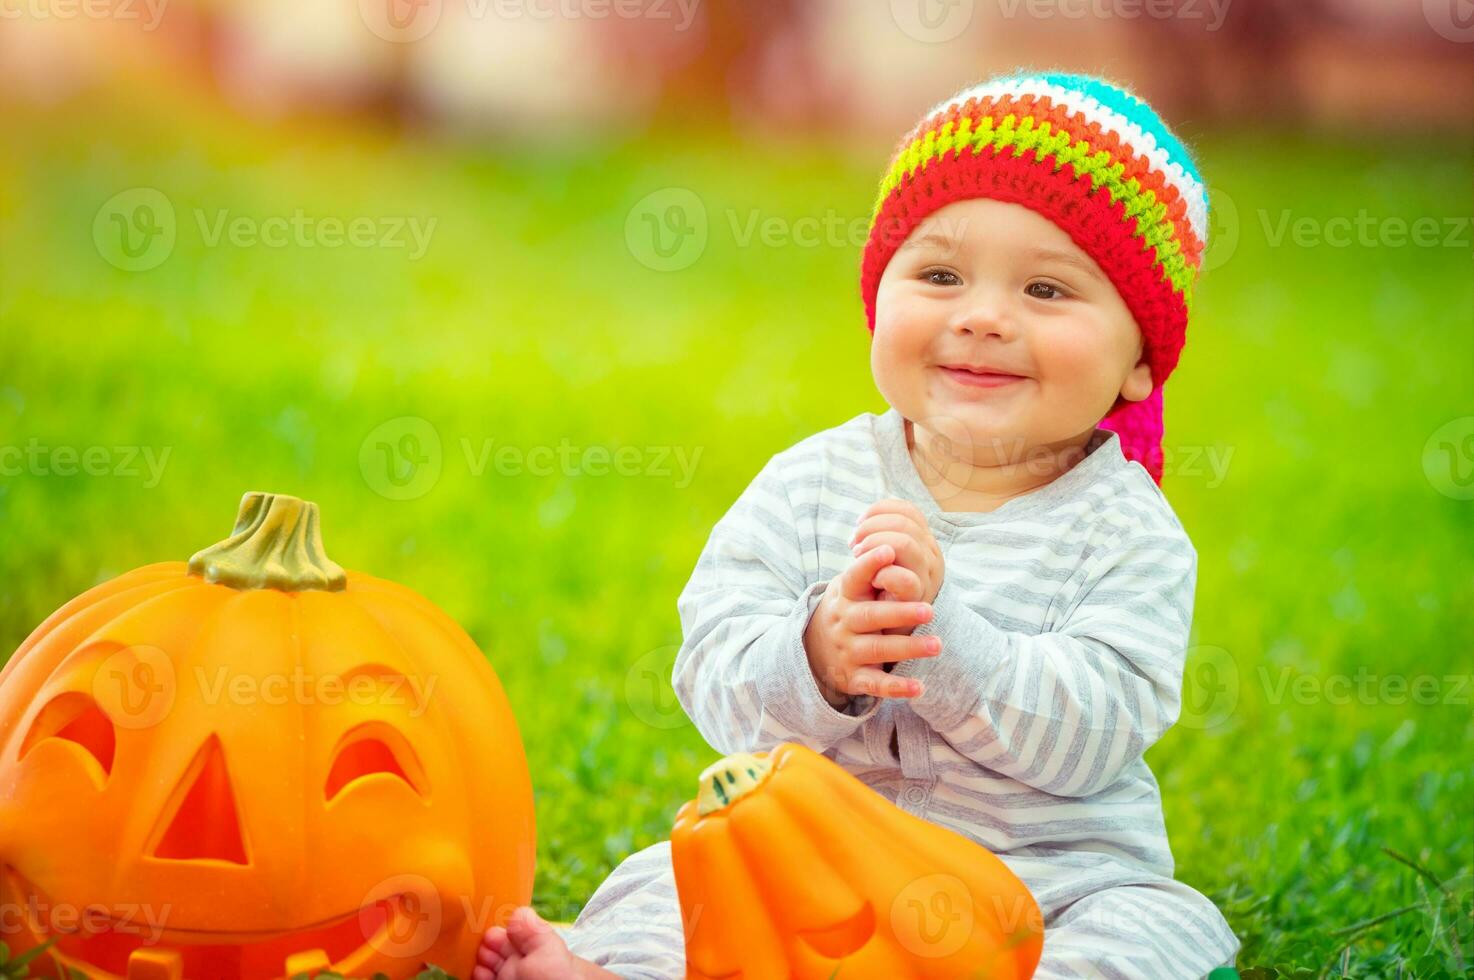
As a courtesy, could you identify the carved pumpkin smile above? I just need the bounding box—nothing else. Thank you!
[6,868,419,980]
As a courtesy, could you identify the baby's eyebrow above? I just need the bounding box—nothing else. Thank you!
[900,231,959,253]
[1028,246,1107,283]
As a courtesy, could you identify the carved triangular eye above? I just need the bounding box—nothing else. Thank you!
[19,691,116,780]
[325,721,428,802]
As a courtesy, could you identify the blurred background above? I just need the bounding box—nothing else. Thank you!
[1,0,1471,974]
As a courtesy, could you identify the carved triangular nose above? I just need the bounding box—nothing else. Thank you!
[152,734,248,864]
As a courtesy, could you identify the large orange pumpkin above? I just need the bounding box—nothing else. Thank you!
[671,743,1043,980]
[0,492,535,980]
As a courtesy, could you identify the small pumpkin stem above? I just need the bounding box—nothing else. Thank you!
[188,492,347,593]
[697,752,773,815]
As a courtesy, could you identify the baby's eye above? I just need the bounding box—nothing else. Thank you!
[922,268,960,286]
[1025,281,1066,300]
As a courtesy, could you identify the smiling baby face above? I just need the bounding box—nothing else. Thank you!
[871,196,1154,467]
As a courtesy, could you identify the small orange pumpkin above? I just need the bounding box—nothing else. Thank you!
[0,492,535,980]
[671,742,1043,980]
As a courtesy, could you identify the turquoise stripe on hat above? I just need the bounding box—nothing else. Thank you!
[1016,70,1203,186]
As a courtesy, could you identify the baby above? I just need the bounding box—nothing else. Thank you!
[474,70,1240,979]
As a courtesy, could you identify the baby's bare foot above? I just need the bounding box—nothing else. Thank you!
[472,906,620,980]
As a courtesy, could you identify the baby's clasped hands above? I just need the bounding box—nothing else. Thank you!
[802,499,947,706]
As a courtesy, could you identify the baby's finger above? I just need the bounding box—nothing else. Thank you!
[872,563,925,602]
[843,598,932,634]
[840,543,895,600]
[849,512,928,548]
[853,531,925,571]
[860,498,930,531]
[848,666,923,699]
[850,632,941,665]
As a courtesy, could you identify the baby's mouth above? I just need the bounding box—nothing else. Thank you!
[937,365,1028,389]
[6,866,414,980]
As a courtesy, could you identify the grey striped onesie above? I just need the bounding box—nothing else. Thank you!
[555,406,1240,978]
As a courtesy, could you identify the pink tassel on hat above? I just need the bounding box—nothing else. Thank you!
[1100,385,1166,485]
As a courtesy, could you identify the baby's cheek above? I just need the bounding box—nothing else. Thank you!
[873,305,924,355]
[1037,330,1119,397]
[870,321,928,395]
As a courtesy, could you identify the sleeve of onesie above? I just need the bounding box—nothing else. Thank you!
[887,523,1198,798]
[672,455,883,756]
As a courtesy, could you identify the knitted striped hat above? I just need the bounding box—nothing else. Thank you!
[859,70,1209,485]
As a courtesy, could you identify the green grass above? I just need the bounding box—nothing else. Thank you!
[1,88,1470,977]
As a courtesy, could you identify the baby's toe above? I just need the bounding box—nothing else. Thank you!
[471,966,495,980]
[505,906,560,955]
[477,940,505,971]
[481,924,511,954]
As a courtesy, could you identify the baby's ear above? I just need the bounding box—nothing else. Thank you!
[1119,359,1154,404]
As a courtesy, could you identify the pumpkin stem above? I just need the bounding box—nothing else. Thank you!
[697,752,773,815]
[188,492,347,593]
